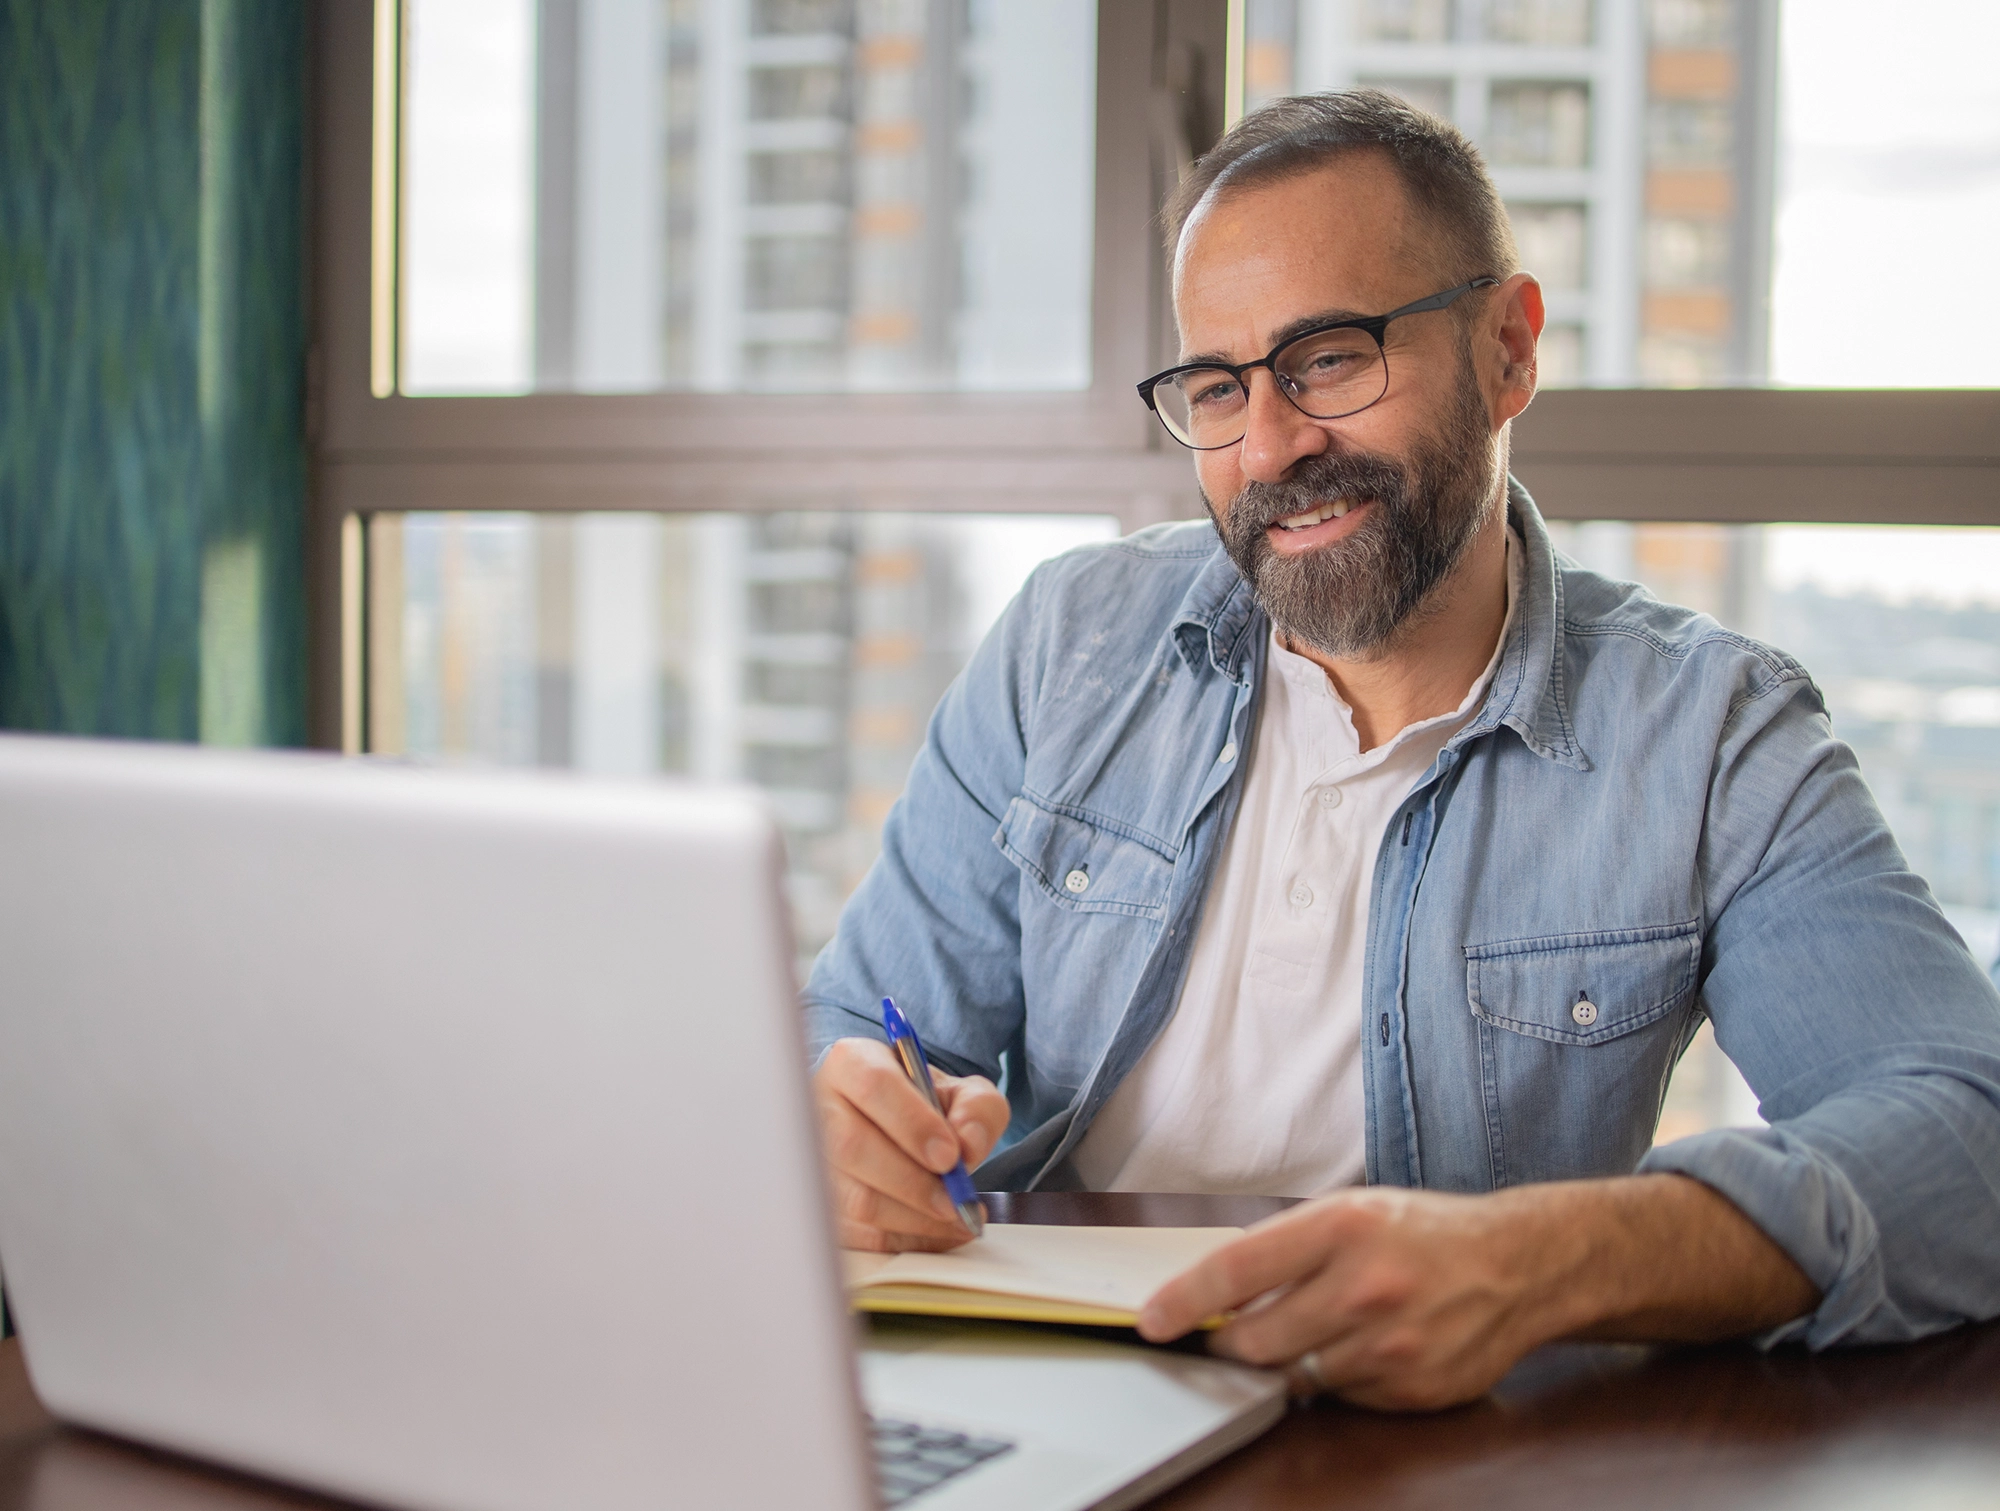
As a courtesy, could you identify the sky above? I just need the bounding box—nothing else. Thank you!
[1769,0,2000,387]
[1764,2,2000,603]
[1767,524,2000,608]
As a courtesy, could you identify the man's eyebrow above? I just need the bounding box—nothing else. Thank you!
[1178,307,1371,367]
[1267,307,1371,349]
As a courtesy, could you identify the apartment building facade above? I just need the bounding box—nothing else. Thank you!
[1244,0,1778,387]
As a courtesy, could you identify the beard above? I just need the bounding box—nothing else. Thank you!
[1207,357,1500,661]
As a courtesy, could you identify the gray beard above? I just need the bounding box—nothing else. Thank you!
[1207,366,1499,661]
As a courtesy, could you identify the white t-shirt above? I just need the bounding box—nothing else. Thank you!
[1072,533,1522,1197]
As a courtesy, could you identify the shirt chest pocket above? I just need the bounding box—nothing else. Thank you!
[996,795,1174,920]
[1464,921,1702,1046]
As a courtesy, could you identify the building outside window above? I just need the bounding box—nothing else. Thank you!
[400,0,1097,396]
[1247,0,1777,390]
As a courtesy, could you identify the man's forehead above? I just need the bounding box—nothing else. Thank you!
[1173,155,1431,348]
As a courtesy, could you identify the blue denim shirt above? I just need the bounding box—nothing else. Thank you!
[804,482,2000,1348]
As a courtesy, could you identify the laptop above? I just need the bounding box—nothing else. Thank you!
[0,735,1283,1511]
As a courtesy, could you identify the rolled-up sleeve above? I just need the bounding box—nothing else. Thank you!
[1640,674,2000,1346]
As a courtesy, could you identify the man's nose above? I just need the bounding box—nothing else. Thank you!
[1237,369,1330,483]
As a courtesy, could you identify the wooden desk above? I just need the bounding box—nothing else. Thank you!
[3,1192,1998,1510]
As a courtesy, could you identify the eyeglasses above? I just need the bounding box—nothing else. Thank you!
[1137,277,1499,451]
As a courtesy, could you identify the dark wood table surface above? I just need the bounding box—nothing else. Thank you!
[4,1191,1998,1510]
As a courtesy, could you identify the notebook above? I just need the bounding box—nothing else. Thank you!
[845,1225,1243,1328]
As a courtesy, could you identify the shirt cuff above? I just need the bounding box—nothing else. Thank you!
[1638,1125,1884,1349]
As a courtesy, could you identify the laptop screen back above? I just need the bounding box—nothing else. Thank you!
[0,736,872,1511]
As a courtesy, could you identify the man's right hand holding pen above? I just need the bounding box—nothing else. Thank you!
[813,1034,1010,1253]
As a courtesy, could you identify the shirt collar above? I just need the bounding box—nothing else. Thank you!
[1168,476,1586,768]
[1458,478,1588,770]
[1169,538,1263,685]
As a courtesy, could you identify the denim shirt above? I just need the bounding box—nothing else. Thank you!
[804,481,2000,1349]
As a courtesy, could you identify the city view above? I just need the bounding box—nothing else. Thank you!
[400,0,1097,393]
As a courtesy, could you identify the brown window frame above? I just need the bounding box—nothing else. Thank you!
[306,0,2000,748]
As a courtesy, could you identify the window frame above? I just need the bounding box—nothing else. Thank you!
[305,0,2000,749]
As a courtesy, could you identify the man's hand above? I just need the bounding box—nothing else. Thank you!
[814,1036,1010,1253]
[1136,1175,1820,1412]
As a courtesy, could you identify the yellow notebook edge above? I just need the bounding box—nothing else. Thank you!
[852,1283,1226,1331]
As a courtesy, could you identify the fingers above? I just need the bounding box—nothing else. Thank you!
[1137,1202,1359,1341]
[1207,1253,1383,1367]
[814,1037,1003,1250]
[822,1038,963,1172]
[835,1213,971,1253]
[818,1089,971,1244]
[935,1071,1010,1167]
[1154,1188,1537,1412]
[1204,1201,1427,1364]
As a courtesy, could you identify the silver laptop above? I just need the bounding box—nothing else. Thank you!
[0,735,1282,1511]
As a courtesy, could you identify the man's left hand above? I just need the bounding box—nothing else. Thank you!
[1135,1175,1820,1412]
[1136,1187,1557,1410]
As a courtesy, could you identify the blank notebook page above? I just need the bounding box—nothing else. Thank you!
[843,1226,1242,1313]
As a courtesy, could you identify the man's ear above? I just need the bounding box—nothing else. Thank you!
[1489,273,1544,428]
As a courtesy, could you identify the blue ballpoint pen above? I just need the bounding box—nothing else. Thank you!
[880,997,985,1238]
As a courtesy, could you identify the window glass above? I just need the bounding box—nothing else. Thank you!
[1249,0,2000,388]
[1544,520,2000,1136]
[398,0,1098,395]
[401,0,537,393]
[366,511,1117,961]
[1486,82,1592,169]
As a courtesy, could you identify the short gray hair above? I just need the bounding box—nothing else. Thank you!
[1165,89,1519,289]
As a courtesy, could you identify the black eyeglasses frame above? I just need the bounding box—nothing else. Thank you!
[1136,276,1501,450]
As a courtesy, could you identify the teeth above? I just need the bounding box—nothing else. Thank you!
[1274,500,1356,531]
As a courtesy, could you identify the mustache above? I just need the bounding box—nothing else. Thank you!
[1230,450,1412,532]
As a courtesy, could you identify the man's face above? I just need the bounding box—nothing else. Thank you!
[1172,155,1518,660]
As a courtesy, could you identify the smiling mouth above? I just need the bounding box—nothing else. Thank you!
[1274,499,1358,531]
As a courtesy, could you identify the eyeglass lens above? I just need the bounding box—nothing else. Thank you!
[1149,328,1388,448]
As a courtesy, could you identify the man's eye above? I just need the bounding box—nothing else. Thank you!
[1186,375,1242,409]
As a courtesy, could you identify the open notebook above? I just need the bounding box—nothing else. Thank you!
[844,1225,1243,1328]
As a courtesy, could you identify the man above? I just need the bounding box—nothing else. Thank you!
[803,92,2000,1409]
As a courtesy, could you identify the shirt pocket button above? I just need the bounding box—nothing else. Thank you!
[1571,998,1599,1027]
[1064,869,1090,894]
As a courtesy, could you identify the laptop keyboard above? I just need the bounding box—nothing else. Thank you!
[870,1415,1016,1505]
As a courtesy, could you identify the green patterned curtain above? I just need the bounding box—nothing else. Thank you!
[0,0,307,745]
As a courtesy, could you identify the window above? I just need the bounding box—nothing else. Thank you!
[366,510,1115,964]
[1357,76,1454,121]
[1488,0,1594,47]
[1508,202,1588,291]
[315,2,1998,1145]
[1354,0,1452,46]
[1251,0,2000,390]
[1487,82,1592,169]
[396,0,1098,396]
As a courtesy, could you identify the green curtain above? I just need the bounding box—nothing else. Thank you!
[0,0,307,745]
